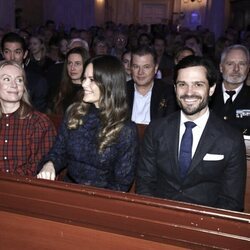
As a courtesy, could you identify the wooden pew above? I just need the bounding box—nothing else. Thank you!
[245,160,250,213]
[244,137,250,213]
[0,174,250,249]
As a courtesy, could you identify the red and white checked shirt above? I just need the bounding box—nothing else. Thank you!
[0,110,56,176]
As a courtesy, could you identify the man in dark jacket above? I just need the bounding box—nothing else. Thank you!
[210,44,250,135]
[1,32,48,112]
[136,56,246,212]
[127,46,177,125]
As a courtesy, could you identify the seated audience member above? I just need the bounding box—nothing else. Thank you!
[103,28,115,53]
[110,31,128,60]
[121,50,132,81]
[127,33,138,51]
[46,36,64,63]
[67,38,89,52]
[45,37,68,105]
[58,36,68,59]
[127,46,178,125]
[79,29,92,48]
[210,44,250,135]
[136,55,246,212]
[138,33,152,47]
[174,46,195,65]
[37,55,138,192]
[69,27,80,39]
[0,60,56,176]
[18,28,31,47]
[1,32,49,112]
[184,34,203,56]
[91,35,109,56]
[27,34,55,75]
[202,29,215,58]
[52,46,89,115]
[152,35,175,83]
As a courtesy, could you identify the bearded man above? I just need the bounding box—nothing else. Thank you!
[210,44,250,135]
[136,55,246,212]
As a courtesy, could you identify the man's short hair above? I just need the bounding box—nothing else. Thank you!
[1,32,27,52]
[131,46,158,65]
[220,44,250,64]
[174,46,195,61]
[174,55,218,87]
[184,34,201,44]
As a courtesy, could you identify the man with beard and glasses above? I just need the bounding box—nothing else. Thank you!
[210,44,250,135]
[136,55,246,212]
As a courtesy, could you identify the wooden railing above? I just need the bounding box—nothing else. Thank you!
[0,174,250,249]
[245,137,250,213]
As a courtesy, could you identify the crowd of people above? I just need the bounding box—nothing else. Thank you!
[0,19,250,212]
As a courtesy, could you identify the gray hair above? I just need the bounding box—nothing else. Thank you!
[220,44,250,64]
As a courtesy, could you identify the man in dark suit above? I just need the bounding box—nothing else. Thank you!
[1,32,48,112]
[210,44,250,135]
[127,46,177,124]
[136,55,246,212]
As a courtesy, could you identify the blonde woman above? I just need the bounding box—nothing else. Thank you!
[0,60,56,176]
[28,34,54,75]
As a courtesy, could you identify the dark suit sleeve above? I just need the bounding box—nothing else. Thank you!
[215,135,247,211]
[165,84,179,115]
[136,123,158,196]
[27,72,49,113]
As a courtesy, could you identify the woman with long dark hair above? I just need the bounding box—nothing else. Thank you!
[52,46,89,115]
[38,55,138,192]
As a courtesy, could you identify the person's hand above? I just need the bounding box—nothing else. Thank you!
[37,161,56,180]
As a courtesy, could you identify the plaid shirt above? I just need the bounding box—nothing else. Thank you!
[0,110,56,176]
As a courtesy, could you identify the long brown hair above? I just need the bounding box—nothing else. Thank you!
[67,55,129,152]
[53,46,89,114]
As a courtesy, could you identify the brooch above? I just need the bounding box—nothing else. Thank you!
[159,99,167,109]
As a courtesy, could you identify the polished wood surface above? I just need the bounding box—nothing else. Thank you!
[245,137,250,213]
[0,210,184,250]
[245,160,250,213]
[0,174,250,249]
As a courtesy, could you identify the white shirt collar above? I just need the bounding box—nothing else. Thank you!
[222,82,243,102]
[134,82,154,97]
[180,108,210,129]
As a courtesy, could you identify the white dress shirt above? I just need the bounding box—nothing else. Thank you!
[222,82,243,103]
[179,108,210,158]
[131,84,153,125]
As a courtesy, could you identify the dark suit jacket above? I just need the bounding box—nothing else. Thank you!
[25,69,48,113]
[127,79,178,121]
[210,83,250,135]
[136,111,246,211]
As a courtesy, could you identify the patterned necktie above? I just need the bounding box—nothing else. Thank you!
[179,121,197,179]
[225,90,236,114]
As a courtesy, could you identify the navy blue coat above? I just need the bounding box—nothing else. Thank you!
[136,111,246,211]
